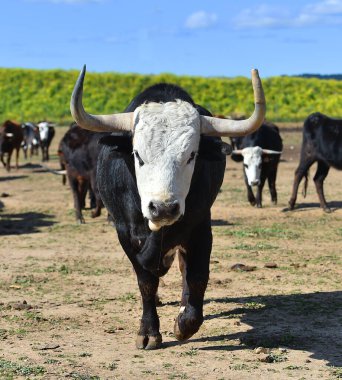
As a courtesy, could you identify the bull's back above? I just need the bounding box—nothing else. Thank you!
[303,112,342,168]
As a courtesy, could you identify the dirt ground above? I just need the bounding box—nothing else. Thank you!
[0,125,341,380]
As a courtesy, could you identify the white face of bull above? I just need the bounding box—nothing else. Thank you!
[241,146,263,186]
[132,100,201,230]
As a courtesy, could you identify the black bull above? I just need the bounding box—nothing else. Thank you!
[96,84,227,349]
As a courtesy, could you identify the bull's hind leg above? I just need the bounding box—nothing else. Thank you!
[174,218,211,341]
[313,161,330,212]
[133,265,162,350]
[268,167,278,205]
[289,158,315,209]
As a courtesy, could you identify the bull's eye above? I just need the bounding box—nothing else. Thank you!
[133,150,144,167]
[258,163,262,169]
[187,151,196,165]
[244,164,248,169]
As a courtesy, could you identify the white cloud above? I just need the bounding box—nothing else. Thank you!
[185,11,218,30]
[26,0,103,4]
[305,0,342,14]
[234,0,342,29]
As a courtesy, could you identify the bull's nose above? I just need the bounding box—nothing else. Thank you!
[250,180,260,186]
[148,200,180,220]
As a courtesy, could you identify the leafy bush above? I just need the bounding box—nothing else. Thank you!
[0,68,341,123]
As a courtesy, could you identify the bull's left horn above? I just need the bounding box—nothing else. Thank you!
[262,149,282,155]
[70,65,133,132]
[200,69,266,137]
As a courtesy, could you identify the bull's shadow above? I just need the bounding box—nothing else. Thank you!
[282,201,342,212]
[0,212,56,235]
[0,175,28,182]
[178,291,342,366]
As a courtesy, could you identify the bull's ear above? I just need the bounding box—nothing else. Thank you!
[230,152,244,163]
[221,142,233,156]
[99,133,133,153]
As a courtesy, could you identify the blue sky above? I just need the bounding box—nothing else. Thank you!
[1,0,342,78]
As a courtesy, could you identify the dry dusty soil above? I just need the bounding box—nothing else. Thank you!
[0,125,341,380]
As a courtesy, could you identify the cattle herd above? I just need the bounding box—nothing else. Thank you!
[1,66,342,350]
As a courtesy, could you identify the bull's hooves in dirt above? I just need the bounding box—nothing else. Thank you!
[135,333,162,350]
[174,315,197,342]
[76,218,85,224]
[323,207,332,213]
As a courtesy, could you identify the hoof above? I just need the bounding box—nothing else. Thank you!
[76,218,85,224]
[174,313,200,342]
[323,207,332,213]
[135,333,162,350]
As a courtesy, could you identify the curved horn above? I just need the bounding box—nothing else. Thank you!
[70,65,133,132]
[231,149,243,155]
[200,69,266,137]
[262,149,282,155]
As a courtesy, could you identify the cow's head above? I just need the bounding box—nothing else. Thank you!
[233,146,282,186]
[70,65,266,231]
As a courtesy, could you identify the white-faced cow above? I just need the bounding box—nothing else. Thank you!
[70,65,266,349]
[22,122,40,159]
[37,121,55,161]
[289,112,342,212]
[231,122,283,207]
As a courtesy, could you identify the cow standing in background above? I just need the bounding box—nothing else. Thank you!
[231,122,283,208]
[38,121,55,161]
[70,65,265,349]
[289,112,342,212]
[58,123,104,224]
[0,120,24,171]
[22,122,40,159]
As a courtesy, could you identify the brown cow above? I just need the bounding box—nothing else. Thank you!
[0,120,24,172]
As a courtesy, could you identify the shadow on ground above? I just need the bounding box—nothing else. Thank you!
[0,212,56,235]
[283,201,342,212]
[174,291,342,366]
[0,175,28,182]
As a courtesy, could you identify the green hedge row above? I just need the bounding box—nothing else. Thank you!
[0,67,341,123]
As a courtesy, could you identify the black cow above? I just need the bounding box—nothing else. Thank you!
[231,122,283,207]
[37,122,55,161]
[58,123,104,223]
[289,112,342,212]
[0,120,24,172]
[70,66,265,349]
[21,122,40,159]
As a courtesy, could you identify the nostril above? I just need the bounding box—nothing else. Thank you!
[170,201,180,215]
[148,202,158,216]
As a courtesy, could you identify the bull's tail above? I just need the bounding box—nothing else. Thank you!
[302,170,309,198]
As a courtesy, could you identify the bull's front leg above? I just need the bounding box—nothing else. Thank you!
[174,218,211,341]
[132,264,162,350]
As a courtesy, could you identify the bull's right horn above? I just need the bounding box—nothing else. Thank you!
[200,69,266,137]
[70,65,133,132]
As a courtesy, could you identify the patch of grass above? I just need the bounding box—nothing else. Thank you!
[118,293,137,302]
[0,358,45,377]
[180,347,198,357]
[233,242,278,251]
[331,367,342,379]
[59,264,72,275]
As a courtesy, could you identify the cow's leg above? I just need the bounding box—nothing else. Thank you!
[134,266,162,350]
[90,176,103,218]
[255,175,267,208]
[6,151,12,172]
[268,167,278,205]
[244,174,255,206]
[69,176,85,224]
[313,161,330,212]
[15,148,20,170]
[289,158,315,210]
[247,184,256,206]
[174,218,211,341]
[1,153,6,168]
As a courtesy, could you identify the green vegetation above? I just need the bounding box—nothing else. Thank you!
[0,67,342,122]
